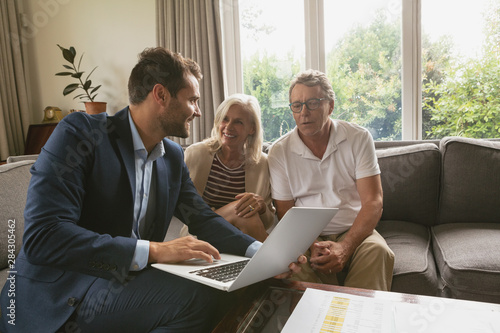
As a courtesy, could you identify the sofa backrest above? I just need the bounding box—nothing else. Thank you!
[375,140,440,149]
[6,154,39,163]
[0,160,34,271]
[377,143,441,226]
[438,137,500,224]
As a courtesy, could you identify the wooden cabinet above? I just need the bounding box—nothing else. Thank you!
[24,123,57,154]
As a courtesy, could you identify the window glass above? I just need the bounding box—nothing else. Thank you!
[239,0,305,142]
[324,0,402,141]
[422,0,499,139]
[237,0,499,142]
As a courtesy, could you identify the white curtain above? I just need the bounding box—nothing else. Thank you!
[0,0,31,160]
[156,0,225,146]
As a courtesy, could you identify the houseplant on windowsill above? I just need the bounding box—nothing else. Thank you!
[56,44,106,114]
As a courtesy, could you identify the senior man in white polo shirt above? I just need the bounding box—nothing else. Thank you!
[268,69,394,291]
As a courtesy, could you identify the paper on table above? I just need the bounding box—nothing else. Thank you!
[281,288,394,333]
[281,287,500,333]
[393,302,500,333]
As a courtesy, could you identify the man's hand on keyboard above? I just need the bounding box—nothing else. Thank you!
[148,236,221,264]
[273,255,308,279]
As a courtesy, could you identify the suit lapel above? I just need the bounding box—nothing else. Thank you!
[109,108,136,199]
[110,110,172,241]
[141,157,169,241]
[151,156,170,240]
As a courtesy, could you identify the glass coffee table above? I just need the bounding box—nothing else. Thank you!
[212,278,500,333]
[212,279,383,333]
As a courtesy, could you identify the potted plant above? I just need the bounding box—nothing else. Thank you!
[55,44,106,114]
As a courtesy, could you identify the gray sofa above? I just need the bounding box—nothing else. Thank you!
[0,160,36,287]
[1,137,500,305]
[375,136,500,303]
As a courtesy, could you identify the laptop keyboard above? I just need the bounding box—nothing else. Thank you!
[190,259,250,283]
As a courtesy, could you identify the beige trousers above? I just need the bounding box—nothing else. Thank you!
[291,230,395,291]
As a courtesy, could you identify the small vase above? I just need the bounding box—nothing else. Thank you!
[84,102,107,115]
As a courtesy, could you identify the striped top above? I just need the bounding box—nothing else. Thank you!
[202,154,245,209]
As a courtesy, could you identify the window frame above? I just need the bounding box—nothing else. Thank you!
[221,0,423,140]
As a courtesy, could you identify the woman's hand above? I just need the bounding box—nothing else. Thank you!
[234,192,266,217]
[215,199,269,241]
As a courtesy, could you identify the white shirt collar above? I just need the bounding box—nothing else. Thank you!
[289,119,347,160]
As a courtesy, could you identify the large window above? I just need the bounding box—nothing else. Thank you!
[224,0,500,141]
[238,0,305,142]
[421,0,499,139]
[324,0,402,140]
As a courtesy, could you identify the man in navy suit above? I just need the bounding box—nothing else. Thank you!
[0,48,300,332]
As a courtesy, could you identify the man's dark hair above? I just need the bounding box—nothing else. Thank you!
[128,47,202,105]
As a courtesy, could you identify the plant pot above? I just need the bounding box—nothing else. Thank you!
[84,102,107,115]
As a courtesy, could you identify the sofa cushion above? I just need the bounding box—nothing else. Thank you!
[0,160,34,271]
[432,223,500,303]
[439,137,500,224]
[377,143,441,226]
[376,220,439,296]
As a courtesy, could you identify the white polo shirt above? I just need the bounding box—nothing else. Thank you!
[268,119,380,235]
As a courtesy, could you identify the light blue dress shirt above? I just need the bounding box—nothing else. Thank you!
[128,113,164,271]
[127,113,261,271]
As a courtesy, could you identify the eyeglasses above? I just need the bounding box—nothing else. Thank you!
[289,98,328,113]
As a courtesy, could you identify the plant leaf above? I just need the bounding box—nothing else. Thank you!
[63,83,79,96]
[85,66,98,81]
[63,65,73,70]
[56,44,66,55]
[55,72,73,76]
[91,85,101,93]
[62,48,75,64]
[57,44,76,63]
[83,80,91,90]
[71,72,84,79]
[77,54,84,71]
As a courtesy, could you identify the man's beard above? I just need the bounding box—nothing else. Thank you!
[173,122,190,138]
[162,118,190,138]
[160,99,191,138]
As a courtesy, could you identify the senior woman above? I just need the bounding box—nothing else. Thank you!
[180,94,275,242]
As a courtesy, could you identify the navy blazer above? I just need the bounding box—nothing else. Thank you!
[0,107,255,332]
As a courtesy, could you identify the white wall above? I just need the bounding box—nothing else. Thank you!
[22,0,156,123]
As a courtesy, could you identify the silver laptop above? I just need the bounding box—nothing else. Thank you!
[152,207,338,292]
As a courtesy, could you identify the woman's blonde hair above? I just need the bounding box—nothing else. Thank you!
[204,93,263,164]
